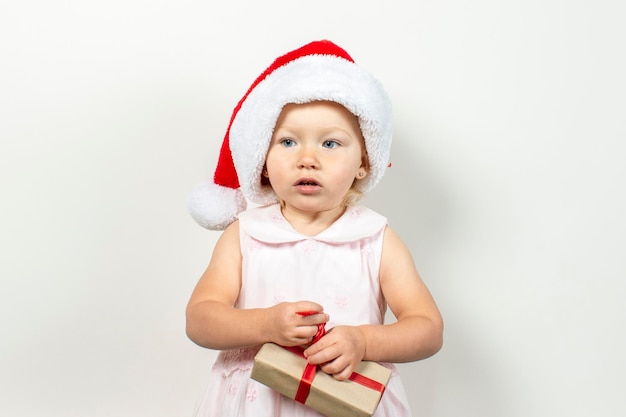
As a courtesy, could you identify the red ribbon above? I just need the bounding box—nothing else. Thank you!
[284,312,386,404]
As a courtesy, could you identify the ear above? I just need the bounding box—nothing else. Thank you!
[356,152,370,180]
[357,147,370,180]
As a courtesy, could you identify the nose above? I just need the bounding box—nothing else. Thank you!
[297,145,318,169]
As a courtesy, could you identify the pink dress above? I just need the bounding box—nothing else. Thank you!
[193,204,412,416]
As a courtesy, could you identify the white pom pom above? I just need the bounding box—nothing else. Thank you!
[187,182,247,230]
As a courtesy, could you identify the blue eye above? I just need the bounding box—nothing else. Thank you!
[280,138,296,147]
[322,140,339,149]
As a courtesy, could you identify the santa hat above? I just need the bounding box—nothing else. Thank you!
[188,39,393,230]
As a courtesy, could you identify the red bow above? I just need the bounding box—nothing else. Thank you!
[283,312,386,404]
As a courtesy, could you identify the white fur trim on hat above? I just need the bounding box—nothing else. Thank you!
[230,54,392,206]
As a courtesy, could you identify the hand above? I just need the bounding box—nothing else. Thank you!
[303,325,366,381]
[265,301,329,347]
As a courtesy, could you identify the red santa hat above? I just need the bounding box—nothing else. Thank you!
[188,39,393,230]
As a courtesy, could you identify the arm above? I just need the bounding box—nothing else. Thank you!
[185,220,329,350]
[304,226,443,378]
[360,226,444,361]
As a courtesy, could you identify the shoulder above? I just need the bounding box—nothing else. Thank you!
[344,205,388,237]
[309,205,388,243]
[237,203,281,226]
[380,225,413,265]
[349,204,386,221]
[379,225,419,281]
[341,205,387,230]
[236,204,296,243]
[381,225,410,254]
[213,220,241,255]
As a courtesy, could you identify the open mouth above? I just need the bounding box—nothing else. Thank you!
[295,177,320,186]
[294,178,321,191]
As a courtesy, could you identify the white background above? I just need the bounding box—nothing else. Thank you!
[1,1,624,416]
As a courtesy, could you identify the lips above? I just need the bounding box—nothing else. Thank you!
[294,177,320,186]
[293,177,322,194]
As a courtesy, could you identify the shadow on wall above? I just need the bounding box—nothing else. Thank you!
[364,128,450,264]
[365,128,514,416]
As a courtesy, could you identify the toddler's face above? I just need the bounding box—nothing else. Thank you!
[264,101,367,213]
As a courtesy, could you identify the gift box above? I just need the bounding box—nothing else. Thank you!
[251,342,391,417]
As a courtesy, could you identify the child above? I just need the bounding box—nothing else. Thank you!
[186,40,443,417]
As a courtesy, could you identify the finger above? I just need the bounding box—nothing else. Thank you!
[299,313,330,328]
[319,359,351,380]
[288,329,319,347]
[295,301,325,315]
[303,333,326,355]
[294,323,322,341]
[332,367,353,381]
[304,339,338,363]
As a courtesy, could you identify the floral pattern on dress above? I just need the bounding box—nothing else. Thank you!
[215,347,260,377]
[246,386,258,403]
[335,295,349,309]
[300,239,319,254]
[348,206,361,218]
[247,236,262,252]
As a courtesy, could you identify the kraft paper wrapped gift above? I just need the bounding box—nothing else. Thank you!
[251,342,392,417]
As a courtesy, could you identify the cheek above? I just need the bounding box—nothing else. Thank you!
[264,150,280,172]
[349,153,367,173]
[335,161,362,182]
[265,154,290,180]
